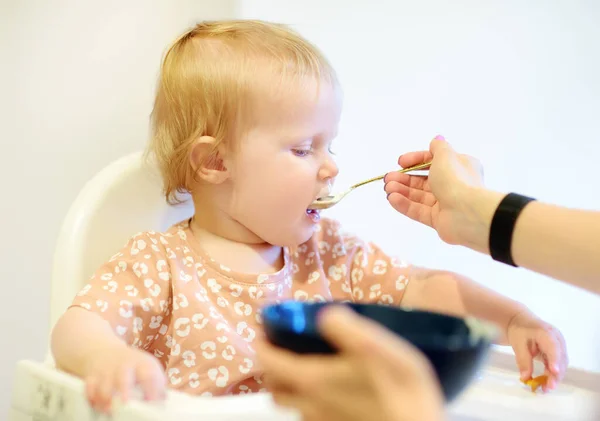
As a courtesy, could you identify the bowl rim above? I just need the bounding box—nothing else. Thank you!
[262,301,498,351]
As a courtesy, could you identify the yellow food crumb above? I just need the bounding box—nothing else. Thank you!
[521,375,548,392]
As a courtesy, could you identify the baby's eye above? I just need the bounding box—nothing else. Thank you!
[292,148,312,157]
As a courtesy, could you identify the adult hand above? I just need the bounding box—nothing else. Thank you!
[384,136,491,250]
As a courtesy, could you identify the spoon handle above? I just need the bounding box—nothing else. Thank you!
[350,161,432,190]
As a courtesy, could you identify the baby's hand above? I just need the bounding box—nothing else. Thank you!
[507,311,568,392]
[83,343,167,413]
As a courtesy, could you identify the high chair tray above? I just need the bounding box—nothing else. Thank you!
[9,353,599,421]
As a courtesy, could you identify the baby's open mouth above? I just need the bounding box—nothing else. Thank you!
[306,208,321,222]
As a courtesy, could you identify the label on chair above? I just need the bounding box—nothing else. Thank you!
[30,376,74,420]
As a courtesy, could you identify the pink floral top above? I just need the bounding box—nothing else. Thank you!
[70,218,411,396]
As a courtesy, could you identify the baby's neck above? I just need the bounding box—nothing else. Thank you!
[189,213,284,275]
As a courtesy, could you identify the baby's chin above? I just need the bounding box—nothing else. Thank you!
[259,224,318,249]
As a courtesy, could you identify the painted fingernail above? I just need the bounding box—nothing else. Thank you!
[386,193,391,200]
[434,134,445,141]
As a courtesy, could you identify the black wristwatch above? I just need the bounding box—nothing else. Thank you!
[489,193,536,267]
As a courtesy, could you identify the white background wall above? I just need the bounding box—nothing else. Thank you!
[1,0,237,416]
[239,0,600,370]
[2,0,599,417]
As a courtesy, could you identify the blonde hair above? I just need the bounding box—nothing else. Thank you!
[147,20,338,204]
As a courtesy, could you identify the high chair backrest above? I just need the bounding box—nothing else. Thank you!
[48,152,194,360]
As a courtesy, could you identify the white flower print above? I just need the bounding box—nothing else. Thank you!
[353,287,364,300]
[236,322,256,342]
[328,264,346,281]
[140,297,154,312]
[100,273,113,281]
[307,271,320,284]
[351,268,364,285]
[173,293,189,310]
[168,368,181,385]
[201,341,217,359]
[149,316,162,329]
[156,259,168,272]
[179,270,193,283]
[396,275,408,290]
[379,294,394,305]
[312,294,327,303]
[229,284,243,298]
[234,301,252,316]
[209,307,222,320]
[118,300,133,318]
[256,274,269,284]
[195,263,207,278]
[192,313,209,330]
[207,278,222,293]
[208,366,229,388]
[332,242,346,259]
[369,284,382,300]
[174,317,191,337]
[188,372,200,389]
[372,259,388,275]
[304,251,316,266]
[166,248,176,259]
[182,256,194,268]
[125,285,139,297]
[248,286,263,299]
[182,350,196,368]
[318,241,331,255]
[77,284,91,296]
[222,345,236,361]
[217,296,229,308]
[133,317,143,334]
[148,282,162,297]
[239,358,253,374]
[294,290,309,301]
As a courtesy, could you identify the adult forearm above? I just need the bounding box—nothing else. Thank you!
[458,188,600,295]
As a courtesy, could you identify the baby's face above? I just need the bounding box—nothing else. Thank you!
[226,77,341,247]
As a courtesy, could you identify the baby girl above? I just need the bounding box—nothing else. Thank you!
[51,20,567,413]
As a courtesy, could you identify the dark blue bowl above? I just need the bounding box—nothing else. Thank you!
[262,301,497,402]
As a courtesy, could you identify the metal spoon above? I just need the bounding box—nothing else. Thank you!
[308,161,432,210]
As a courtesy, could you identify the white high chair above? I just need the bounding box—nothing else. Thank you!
[47,151,195,358]
[9,153,599,421]
[9,151,299,421]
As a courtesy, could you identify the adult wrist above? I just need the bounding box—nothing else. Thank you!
[455,187,505,254]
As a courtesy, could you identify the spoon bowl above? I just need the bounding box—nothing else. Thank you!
[308,161,432,210]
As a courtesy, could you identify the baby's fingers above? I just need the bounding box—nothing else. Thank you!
[88,373,116,414]
[536,332,564,380]
[135,363,167,401]
[541,369,558,392]
[117,367,136,403]
[85,377,100,410]
[513,340,534,381]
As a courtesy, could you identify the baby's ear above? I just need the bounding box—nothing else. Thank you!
[190,136,230,184]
